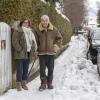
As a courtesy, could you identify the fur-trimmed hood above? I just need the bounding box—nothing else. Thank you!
[39,22,53,31]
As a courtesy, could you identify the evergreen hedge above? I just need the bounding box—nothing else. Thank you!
[0,0,72,44]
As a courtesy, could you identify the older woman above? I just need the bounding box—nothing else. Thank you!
[12,17,37,91]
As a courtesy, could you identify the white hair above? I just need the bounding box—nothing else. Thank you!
[41,15,50,21]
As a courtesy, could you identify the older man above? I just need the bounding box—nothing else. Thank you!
[35,15,62,91]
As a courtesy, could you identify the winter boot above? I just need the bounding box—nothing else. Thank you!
[21,80,28,90]
[39,77,47,91]
[16,82,22,91]
[47,80,53,89]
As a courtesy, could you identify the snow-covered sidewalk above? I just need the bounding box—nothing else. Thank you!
[0,35,100,100]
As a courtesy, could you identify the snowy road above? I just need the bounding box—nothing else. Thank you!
[0,35,100,100]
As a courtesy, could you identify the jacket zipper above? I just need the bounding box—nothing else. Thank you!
[45,30,47,53]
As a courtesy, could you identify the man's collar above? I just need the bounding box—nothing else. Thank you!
[39,22,53,31]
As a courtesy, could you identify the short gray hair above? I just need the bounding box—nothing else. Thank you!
[41,15,50,21]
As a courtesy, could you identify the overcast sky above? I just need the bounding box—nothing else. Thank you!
[86,0,100,24]
[87,0,99,17]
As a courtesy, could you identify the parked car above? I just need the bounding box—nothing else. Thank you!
[87,28,100,75]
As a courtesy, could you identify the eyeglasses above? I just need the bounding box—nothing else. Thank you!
[24,21,29,23]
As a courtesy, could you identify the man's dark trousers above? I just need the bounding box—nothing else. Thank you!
[39,55,54,81]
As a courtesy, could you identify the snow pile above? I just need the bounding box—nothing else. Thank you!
[0,34,100,100]
[53,34,100,100]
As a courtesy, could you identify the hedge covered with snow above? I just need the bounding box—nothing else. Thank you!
[0,0,72,44]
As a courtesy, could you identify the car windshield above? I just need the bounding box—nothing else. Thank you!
[92,30,100,40]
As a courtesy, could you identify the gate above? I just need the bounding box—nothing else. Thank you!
[0,22,12,94]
